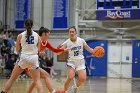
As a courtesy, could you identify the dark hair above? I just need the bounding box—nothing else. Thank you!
[24,19,33,38]
[38,27,50,36]
[68,26,77,32]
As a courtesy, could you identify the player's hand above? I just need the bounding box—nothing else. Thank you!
[64,48,70,51]
[55,52,62,55]
[39,51,45,56]
[57,44,63,49]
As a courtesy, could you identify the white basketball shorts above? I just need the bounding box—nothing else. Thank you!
[67,59,86,71]
[18,54,39,69]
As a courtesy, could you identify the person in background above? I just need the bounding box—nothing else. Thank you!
[4,54,17,77]
[7,34,15,54]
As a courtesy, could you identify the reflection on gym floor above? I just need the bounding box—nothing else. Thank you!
[0,77,140,93]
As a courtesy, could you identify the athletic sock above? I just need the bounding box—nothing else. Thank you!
[51,89,56,93]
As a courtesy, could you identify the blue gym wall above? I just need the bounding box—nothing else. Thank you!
[84,40,108,76]
[132,40,140,77]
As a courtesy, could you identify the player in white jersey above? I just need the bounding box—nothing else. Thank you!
[1,19,43,93]
[58,26,95,92]
[18,30,39,69]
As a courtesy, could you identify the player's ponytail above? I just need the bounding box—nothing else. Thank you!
[24,19,33,38]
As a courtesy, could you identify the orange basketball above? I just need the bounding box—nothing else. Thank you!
[93,46,105,58]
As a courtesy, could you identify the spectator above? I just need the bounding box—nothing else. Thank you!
[1,46,8,57]
[7,35,15,53]
[1,45,9,64]
[5,54,16,71]
[39,56,51,74]
[4,54,16,77]
[45,57,57,78]
[39,56,57,78]
[7,35,15,47]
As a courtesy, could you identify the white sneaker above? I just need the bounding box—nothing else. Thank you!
[53,72,57,75]
[51,90,56,93]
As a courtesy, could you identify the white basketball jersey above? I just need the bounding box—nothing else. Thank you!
[62,37,87,60]
[20,30,38,55]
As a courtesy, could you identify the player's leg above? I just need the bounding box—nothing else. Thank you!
[27,81,34,93]
[27,54,43,93]
[40,68,56,92]
[1,64,24,93]
[29,68,43,93]
[26,71,35,93]
[76,59,86,87]
[76,69,86,87]
[27,68,55,93]
[64,66,75,91]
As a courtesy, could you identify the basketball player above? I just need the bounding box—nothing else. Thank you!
[58,26,94,92]
[27,27,69,93]
[1,19,43,93]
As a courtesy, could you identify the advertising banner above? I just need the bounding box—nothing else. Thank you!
[15,0,31,29]
[52,0,69,30]
[96,9,140,20]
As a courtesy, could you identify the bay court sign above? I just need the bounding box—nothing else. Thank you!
[96,9,140,20]
[106,10,131,19]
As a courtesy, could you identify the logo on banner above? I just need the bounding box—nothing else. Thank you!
[106,10,131,19]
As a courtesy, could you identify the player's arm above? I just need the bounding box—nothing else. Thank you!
[56,44,66,55]
[37,35,41,52]
[15,34,22,54]
[84,45,94,54]
[37,35,45,56]
[82,39,94,54]
[55,40,69,55]
[46,42,68,54]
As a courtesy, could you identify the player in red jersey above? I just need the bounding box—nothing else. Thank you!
[27,27,68,93]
